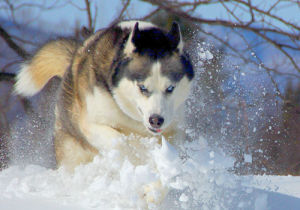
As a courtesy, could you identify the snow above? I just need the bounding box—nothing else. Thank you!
[249,175,300,198]
[2,133,300,209]
[254,193,268,210]
[198,48,214,60]
[244,154,253,163]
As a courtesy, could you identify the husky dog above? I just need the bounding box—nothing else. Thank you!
[15,20,194,203]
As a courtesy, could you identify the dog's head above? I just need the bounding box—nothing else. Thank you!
[111,21,194,135]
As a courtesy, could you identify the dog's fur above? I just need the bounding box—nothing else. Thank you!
[15,21,194,174]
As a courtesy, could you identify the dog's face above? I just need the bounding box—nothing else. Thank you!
[112,21,194,135]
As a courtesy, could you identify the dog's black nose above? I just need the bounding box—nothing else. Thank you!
[149,114,164,128]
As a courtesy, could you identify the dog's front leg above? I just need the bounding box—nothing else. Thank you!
[86,124,124,151]
[143,180,168,206]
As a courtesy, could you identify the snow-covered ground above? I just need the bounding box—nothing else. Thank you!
[1,135,300,210]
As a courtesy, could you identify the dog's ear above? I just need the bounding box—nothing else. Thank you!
[123,22,139,56]
[132,22,140,42]
[167,22,184,53]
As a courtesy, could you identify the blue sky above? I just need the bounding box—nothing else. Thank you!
[0,0,298,34]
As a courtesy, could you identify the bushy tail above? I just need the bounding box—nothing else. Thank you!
[14,39,79,97]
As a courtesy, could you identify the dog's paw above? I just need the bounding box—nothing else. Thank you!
[143,181,168,205]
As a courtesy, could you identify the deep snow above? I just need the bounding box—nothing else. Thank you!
[1,135,300,209]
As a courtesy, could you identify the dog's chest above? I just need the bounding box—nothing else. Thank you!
[84,88,146,134]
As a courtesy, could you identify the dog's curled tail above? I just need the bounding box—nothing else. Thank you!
[14,39,79,97]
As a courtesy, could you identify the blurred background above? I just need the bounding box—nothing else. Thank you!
[0,0,299,175]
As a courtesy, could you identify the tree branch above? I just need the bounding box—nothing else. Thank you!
[144,0,299,40]
[84,0,94,32]
[0,72,15,82]
[0,25,29,59]
[113,0,131,23]
[232,0,300,31]
[141,7,161,20]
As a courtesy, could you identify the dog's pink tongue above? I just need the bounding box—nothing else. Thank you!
[157,129,162,133]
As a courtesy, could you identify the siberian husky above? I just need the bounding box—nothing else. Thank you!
[15,20,194,204]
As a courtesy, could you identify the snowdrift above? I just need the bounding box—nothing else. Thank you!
[2,134,300,209]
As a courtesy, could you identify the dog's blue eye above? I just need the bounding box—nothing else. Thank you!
[166,85,175,93]
[138,84,148,93]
